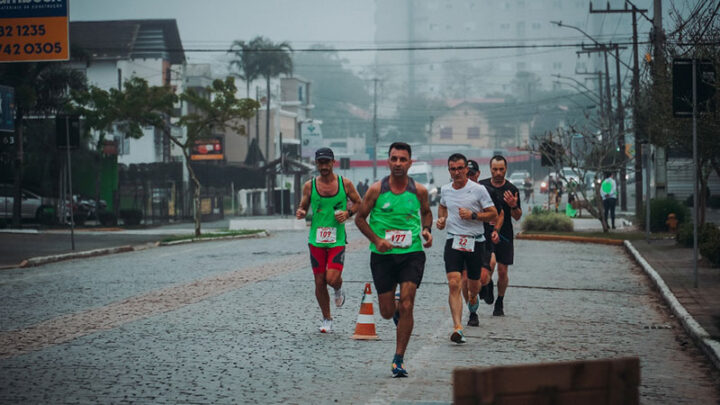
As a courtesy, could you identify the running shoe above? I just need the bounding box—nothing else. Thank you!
[484,280,495,305]
[493,298,504,317]
[391,362,408,378]
[450,329,467,344]
[479,284,487,300]
[467,312,479,327]
[319,318,333,333]
[334,287,346,308]
[468,295,480,314]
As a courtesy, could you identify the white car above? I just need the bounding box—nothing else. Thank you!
[508,170,530,188]
[0,184,45,220]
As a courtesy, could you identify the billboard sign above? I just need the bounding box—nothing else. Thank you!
[0,0,69,62]
[673,58,716,117]
[300,120,322,158]
[190,137,224,161]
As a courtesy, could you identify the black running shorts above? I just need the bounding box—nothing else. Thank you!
[443,238,486,280]
[494,238,514,265]
[370,251,426,294]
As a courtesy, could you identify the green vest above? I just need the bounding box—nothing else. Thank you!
[308,175,347,247]
[369,176,423,254]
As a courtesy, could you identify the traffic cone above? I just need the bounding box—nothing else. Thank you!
[352,282,379,340]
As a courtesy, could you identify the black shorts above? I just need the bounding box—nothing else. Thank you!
[370,251,426,294]
[494,238,514,265]
[443,238,487,280]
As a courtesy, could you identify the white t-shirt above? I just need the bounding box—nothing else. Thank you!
[440,180,495,240]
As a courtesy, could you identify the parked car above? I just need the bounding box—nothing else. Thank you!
[0,184,47,221]
[508,170,530,188]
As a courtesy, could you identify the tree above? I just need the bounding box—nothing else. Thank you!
[0,62,86,226]
[71,77,259,236]
[229,37,263,149]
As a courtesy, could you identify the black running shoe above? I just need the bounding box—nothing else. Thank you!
[484,280,495,305]
[493,298,504,316]
[479,284,487,300]
[467,312,479,327]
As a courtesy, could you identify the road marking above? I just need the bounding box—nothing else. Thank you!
[0,239,368,359]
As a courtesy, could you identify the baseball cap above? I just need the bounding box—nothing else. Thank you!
[315,147,334,161]
[467,160,479,176]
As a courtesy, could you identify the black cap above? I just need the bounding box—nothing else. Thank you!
[467,160,479,175]
[315,147,334,161]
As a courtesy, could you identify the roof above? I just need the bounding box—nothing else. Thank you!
[70,19,185,65]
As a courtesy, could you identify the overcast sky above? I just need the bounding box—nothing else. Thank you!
[70,0,376,71]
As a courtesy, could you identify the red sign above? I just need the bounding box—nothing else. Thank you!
[190,137,224,161]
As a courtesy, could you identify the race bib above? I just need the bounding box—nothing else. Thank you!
[316,227,337,244]
[385,229,412,248]
[452,235,475,252]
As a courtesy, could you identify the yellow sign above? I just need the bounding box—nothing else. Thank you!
[0,0,69,62]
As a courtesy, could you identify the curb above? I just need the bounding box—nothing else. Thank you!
[516,233,624,245]
[624,240,720,372]
[13,231,270,269]
[19,245,135,268]
[158,231,269,246]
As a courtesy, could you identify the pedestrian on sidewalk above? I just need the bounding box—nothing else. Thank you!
[436,154,497,342]
[355,142,433,378]
[296,147,362,333]
[601,172,617,229]
[479,155,523,316]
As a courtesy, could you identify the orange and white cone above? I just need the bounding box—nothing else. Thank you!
[352,282,379,340]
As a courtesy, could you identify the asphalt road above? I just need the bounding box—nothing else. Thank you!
[0,225,718,404]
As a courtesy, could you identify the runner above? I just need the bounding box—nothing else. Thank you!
[461,159,503,326]
[479,155,522,316]
[296,147,362,333]
[355,142,433,378]
[436,154,497,342]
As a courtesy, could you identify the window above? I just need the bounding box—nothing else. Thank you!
[298,85,304,102]
[553,62,563,70]
[440,127,453,139]
[500,23,510,30]
[467,127,480,139]
[532,22,542,29]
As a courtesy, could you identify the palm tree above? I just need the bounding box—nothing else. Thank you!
[228,38,262,146]
[252,37,293,163]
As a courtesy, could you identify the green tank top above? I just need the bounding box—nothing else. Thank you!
[308,175,347,247]
[369,176,423,254]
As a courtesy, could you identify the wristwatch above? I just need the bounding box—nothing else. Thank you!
[471,212,477,220]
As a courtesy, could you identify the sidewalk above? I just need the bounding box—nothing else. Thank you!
[564,215,720,370]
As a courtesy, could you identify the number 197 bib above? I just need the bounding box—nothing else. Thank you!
[316,227,337,244]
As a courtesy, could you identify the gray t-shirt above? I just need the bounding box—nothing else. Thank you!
[440,180,495,241]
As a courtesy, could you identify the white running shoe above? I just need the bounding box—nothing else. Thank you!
[334,287,346,308]
[319,318,333,333]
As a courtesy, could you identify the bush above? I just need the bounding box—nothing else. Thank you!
[700,225,720,268]
[677,222,719,247]
[522,211,574,232]
[119,209,143,226]
[98,210,118,226]
[637,198,690,232]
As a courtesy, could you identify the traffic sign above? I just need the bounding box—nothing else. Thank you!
[0,0,69,62]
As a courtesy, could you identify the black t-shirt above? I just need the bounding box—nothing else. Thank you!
[479,178,521,240]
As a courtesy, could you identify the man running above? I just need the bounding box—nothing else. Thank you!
[296,147,362,333]
[479,155,522,316]
[437,154,497,342]
[355,142,433,378]
[462,159,503,326]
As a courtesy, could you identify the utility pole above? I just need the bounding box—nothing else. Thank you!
[651,0,667,198]
[578,45,614,141]
[372,78,379,181]
[591,1,648,215]
[614,44,627,211]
